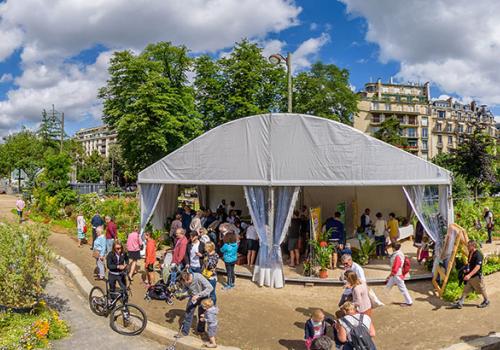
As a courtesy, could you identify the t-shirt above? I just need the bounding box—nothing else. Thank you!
[190,241,201,268]
[346,262,366,283]
[325,218,344,241]
[374,219,386,237]
[311,320,323,337]
[288,218,301,239]
[246,225,258,240]
[468,250,483,277]
[340,314,372,342]
[387,218,399,239]
[16,199,25,211]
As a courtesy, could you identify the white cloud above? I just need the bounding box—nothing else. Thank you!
[261,39,287,59]
[340,0,500,106]
[292,33,330,71]
[0,73,13,83]
[310,22,318,31]
[0,0,302,135]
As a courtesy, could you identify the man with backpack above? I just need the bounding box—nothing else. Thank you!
[385,242,413,306]
[336,301,376,350]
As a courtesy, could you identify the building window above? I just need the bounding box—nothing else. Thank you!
[446,123,452,132]
[371,102,379,110]
[438,135,442,144]
[421,117,428,126]
[436,123,442,131]
[438,110,446,119]
[407,128,417,137]
[458,125,464,133]
[448,136,453,144]
[408,105,415,112]
[467,126,473,133]
[457,112,461,120]
[422,140,428,150]
[422,127,428,138]
[408,116,417,125]
[372,115,380,123]
[408,140,417,148]
[385,103,391,111]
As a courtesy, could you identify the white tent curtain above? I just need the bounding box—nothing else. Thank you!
[151,184,178,230]
[244,186,299,288]
[140,183,164,234]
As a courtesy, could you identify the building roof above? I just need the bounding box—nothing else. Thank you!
[138,113,451,186]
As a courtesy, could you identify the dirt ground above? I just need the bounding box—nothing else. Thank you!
[1,194,500,350]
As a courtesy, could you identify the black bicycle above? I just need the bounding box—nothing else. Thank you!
[89,276,147,336]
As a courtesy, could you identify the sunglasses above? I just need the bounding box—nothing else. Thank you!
[115,247,122,250]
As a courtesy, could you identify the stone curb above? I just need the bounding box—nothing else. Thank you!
[441,333,500,350]
[53,255,240,350]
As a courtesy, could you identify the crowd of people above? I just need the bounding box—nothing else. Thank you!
[50,197,494,349]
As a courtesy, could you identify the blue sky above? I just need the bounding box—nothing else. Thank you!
[0,0,498,137]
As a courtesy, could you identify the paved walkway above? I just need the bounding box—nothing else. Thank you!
[47,266,167,350]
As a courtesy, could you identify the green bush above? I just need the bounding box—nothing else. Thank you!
[0,224,52,308]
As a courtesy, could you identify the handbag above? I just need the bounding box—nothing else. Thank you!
[202,268,213,279]
[92,250,100,259]
[83,225,88,233]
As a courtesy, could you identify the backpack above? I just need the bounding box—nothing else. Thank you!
[342,314,376,350]
[146,280,169,301]
[402,256,411,276]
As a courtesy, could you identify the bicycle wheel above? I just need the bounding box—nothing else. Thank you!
[109,303,147,336]
[89,286,108,317]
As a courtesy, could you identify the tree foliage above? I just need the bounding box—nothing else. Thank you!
[194,40,287,131]
[293,62,358,124]
[37,108,62,150]
[99,42,202,175]
[374,117,408,147]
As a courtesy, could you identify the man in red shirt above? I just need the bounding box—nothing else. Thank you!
[105,216,117,254]
[173,228,188,267]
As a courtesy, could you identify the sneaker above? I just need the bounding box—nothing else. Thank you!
[478,300,490,308]
[450,302,463,309]
[174,332,187,339]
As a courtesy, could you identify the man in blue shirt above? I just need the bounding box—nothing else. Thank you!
[90,212,105,250]
[325,212,345,243]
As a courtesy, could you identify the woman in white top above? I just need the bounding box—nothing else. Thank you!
[245,224,259,266]
[189,210,203,232]
[373,212,387,258]
[336,301,376,350]
[76,213,86,248]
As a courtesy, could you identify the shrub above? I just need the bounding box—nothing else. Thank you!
[0,224,52,308]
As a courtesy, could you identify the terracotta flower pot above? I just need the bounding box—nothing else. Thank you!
[319,269,328,279]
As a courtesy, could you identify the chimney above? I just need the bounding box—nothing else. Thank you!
[377,78,382,99]
[471,100,476,111]
[424,82,430,101]
[447,97,453,107]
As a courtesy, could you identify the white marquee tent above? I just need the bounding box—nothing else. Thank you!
[138,113,454,288]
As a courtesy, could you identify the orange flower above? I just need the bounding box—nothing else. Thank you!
[319,241,328,248]
[33,319,50,339]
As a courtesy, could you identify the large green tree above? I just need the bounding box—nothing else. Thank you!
[374,117,408,147]
[194,40,287,131]
[99,42,202,175]
[293,62,358,124]
[38,108,63,150]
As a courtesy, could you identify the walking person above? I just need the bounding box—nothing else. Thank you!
[200,298,219,348]
[177,270,214,337]
[220,231,238,290]
[373,212,387,258]
[184,231,205,273]
[93,226,107,280]
[15,196,25,224]
[144,231,157,287]
[202,242,219,305]
[126,227,142,281]
[105,216,117,254]
[90,211,105,250]
[451,240,490,309]
[106,241,129,303]
[483,207,494,244]
[76,212,86,248]
[386,242,412,306]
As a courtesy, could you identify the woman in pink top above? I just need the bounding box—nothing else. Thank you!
[126,228,143,280]
[345,270,372,318]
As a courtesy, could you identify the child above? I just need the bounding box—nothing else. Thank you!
[200,298,218,348]
[145,231,157,287]
[418,236,430,264]
[220,231,238,290]
[304,309,334,350]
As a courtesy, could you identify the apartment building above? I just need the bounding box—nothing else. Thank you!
[74,125,117,157]
[354,79,432,159]
[354,79,497,159]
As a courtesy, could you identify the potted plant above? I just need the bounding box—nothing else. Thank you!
[310,239,334,278]
[353,233,376,266]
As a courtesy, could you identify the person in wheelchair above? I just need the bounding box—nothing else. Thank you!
[106,241,130,303]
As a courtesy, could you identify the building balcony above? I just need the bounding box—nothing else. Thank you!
[437,142,443,148]
[370,108,420,115]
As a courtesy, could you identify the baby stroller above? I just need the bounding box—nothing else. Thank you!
[144,264,188,305]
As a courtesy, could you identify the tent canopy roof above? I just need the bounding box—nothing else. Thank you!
[138,113,451,186]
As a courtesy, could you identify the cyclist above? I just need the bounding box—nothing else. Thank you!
[106,241,130,303]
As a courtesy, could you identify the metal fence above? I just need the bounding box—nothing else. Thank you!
[70,183,106,195]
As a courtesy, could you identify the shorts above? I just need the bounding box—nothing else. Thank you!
[246,239,259,251]
[463,275,486,295]
[129,250,141,261]
[288,238,298,251]
[207,324,218,338]
[146,263,155,272]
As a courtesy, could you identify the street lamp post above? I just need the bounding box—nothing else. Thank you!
[269,52,292,113]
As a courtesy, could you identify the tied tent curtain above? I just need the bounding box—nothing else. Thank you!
[403,185,450,272]
[244,186,299,288]
[151,184,178,230]
[139,184,164,234]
